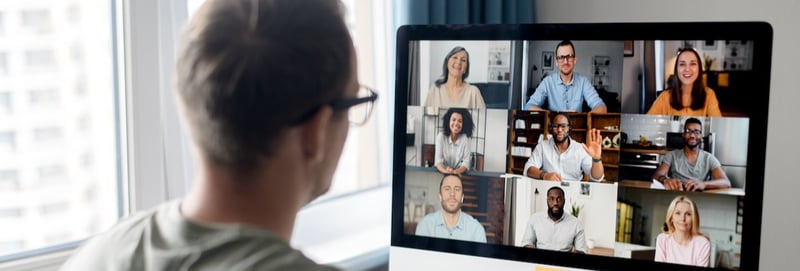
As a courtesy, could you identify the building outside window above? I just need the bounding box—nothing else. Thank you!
[0,0,121,260]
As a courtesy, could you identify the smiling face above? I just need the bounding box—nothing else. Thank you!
[676,50,700,88]
[556,44,577,77]
[439,175,464,214]
[682,122,702,149]
[447,50,469,80]
[449,112,463,135]
[550,114,570,144]
[546,188,565,220]
[670,202,694,233]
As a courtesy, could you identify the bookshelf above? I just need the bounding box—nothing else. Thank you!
[506,111,621,182]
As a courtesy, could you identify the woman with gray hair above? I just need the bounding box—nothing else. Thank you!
[424,46,486,109]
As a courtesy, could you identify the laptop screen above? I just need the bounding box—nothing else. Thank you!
[391,23,771,270]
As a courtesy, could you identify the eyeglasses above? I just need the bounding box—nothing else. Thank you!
[683,129,702,135]
[556,54,575,62]
[550,124,570,130]
[329,85,379,126]
[293,85,378,126]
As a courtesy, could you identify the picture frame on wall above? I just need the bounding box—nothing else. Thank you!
[580,183,591,198]
[542,51,554,70]
[623,40,634,57]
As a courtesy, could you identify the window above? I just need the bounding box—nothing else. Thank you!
[0,52,7,75]
[0,242,23,256]
[40,202,70,215]
[0,0,121,263]
[24,50,56,69]
[32,127,63,143]
[20,9,51,33]
[0,208,22,218]
[0,131,14,152]
[28,88,59,107]
[0,92,10,113]
[0,170,20,191]
[36,164,66,183]
[0,12,5,35]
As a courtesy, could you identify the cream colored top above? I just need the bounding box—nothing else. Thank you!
[647,87,722,117]
[424,83,486,109]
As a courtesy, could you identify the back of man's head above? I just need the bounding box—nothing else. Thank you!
[177,0,353,171]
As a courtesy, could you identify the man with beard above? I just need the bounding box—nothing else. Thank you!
[524,112,605,182]
[524,40,607,113]
[652,118,730,191]
[521,186,587,253]
[415,174,487,242]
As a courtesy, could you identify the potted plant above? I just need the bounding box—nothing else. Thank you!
[570,201,583,219]
[703,53,716,71]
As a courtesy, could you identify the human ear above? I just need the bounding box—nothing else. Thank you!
[299,106,334,165]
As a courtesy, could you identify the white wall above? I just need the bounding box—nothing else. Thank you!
[621,40,643,113]
[484,109,508,173]
[536,1,800,269]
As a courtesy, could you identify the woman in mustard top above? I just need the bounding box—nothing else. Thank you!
[647,48,722,117]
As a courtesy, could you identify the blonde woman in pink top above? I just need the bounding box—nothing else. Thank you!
[655,196,711,267]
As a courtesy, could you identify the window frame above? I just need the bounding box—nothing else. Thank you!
[0,0,395,269]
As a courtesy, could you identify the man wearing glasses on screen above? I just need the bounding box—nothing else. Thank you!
[524,113,605,182]
[62,0,377,270]
[525,40,607,113]
[652,118,730,191]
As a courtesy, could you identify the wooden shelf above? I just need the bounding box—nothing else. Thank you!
[508,110,621,181]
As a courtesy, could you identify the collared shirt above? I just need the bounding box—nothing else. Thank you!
[524,137,603,182]
[415,210,487,243]
[521,212,587,253]
[524,72,605,112]
[661,149,721,182]
[435,132,471,170]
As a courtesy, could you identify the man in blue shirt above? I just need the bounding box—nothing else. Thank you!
[525,40,607,113]
[415,174,487,242]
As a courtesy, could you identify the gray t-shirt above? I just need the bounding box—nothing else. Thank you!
[662,149,722,182]
[61,200,337,271]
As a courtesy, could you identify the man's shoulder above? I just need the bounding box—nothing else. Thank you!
[572,72,590,81]
[530,211,549,222]
[419,211,442,224]
[666,149,683,158]
[540,73,560,84]
[699,150,719,161]
[460,211,481,225]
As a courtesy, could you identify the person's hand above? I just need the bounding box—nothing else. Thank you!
[582,129,602,160]
[684,179,706,191]
[663,178,683,191]
[445,167,455,174]
[542,172,562,181]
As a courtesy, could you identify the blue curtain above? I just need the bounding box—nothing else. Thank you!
[395,0,535,25]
